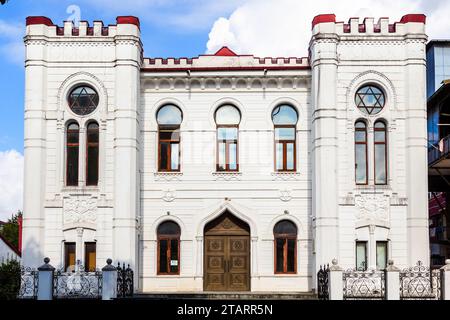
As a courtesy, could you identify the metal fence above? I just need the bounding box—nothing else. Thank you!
[343,268,385,300]
[116,262,134,298]
[400,261,441,300]
[17,266,38,299]
[53,267,103,299]
[317,264,329,300]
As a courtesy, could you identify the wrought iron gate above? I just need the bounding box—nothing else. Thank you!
[117,263,134,298]
[317,264,329,300]
[343,269,385,300]
[53,267,103,299]
[400,261,441,300]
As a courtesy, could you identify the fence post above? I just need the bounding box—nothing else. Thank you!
[385,259,400,300]
[37,257,55,300]
[328,258,343,300]
[441,259,450,300]
[102,259,117,300]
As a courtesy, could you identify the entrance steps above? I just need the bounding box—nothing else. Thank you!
[131,292,318,300]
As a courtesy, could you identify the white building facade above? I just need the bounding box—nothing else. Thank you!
[22,13,430,292]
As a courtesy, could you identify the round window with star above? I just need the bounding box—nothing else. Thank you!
[355,85,385,115]
[68,85,99,116]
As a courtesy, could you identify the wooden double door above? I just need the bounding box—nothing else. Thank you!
[204,212,250,291]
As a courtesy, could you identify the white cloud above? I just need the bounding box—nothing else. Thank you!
[0,20,24,65]
[206,0,450,56]
[0,150,23,222]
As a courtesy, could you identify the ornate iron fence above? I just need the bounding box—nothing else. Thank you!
[117,263,134,298]
[400,261,441,300]
[17,266,38,299]
[317,264,329,300]
[53,267,102,299]
[343,269,385,300]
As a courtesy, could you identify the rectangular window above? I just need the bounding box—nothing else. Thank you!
[355,123,368,185]
[216,126,239,172]
[64,242,76,272]
[158,237,180,275]
[86,123,99,186]
[356,241,367,271]
[84,242,96,272]
[274,126,296,172]
[275,237,297,274]
[158,126,180,172]
[376,241,388,270]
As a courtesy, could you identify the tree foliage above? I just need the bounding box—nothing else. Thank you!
[0,211,22,250]
[0,0,9,5]
[0,259,21,300]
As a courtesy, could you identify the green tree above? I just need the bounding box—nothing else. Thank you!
[0,211,22,249]
[0,0,9,5]
[0,259,21,300]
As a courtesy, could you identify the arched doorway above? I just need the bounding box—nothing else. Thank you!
[204,211,250,291]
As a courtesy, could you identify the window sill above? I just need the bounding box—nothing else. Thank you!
[354,184,391,191]
[61,186,100,193]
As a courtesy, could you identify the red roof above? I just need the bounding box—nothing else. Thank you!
[214,46,238,56]
[0,234,21,257]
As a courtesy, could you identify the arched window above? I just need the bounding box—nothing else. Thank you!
[86,122,99,186]
[355,121,368,185]
[374,120,387,185]
[215,105,241,171]
[68,85,99,116]
[272,105,298,171]
[273,220,297,274]
[66,122,80,186]
[157,221,181,275]
[157,105,182,172]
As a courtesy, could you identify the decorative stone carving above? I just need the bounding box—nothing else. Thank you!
[212,172,242,181]
[355,193,389,221]
[162,189,176,202]
[271,172,301,181]
[279,189,292,202]
[154,172,183,182]
[64,197,97,224]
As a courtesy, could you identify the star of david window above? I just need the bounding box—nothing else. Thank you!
[355,85,385,115]
[68,85,99,116]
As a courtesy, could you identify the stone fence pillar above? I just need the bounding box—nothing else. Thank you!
[102,259,117,300]
[37,257,55,300]
[441,259,450,300]
[385,259,400,300]
[328,258,343,300]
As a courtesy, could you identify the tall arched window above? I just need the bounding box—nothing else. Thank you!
[374,120,387,185]
[157,221,181,275]
[157,105,182,172]
[215,105,241,171]
[274,220,297,274]
[66,122,80,186]
[86,122,99,186]
[272,105,298,172]
[355,121,368,185]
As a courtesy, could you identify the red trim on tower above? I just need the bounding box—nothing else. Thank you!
[312,14,336,29]
[18,215,22,254]
[400,14,426,24]
[26,16,54,26]
[214,46,238,56]
[116,16,140,29]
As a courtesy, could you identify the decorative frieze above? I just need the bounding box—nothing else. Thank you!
[63,196,97,224]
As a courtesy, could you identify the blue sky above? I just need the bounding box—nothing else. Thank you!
[0,0,449,220]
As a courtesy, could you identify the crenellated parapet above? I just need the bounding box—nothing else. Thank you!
[312,13,426,37]
[142,46,309,72]
[25,16,140,38]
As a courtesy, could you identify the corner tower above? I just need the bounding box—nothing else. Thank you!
[23,16,142,271]
[310,14,429,271]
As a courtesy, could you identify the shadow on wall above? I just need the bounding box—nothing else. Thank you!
[21,237,43,268]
